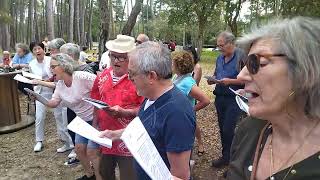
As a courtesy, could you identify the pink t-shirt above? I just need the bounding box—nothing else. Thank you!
[52,71,96,121]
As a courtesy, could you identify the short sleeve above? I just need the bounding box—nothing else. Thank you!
[73,71,96,91]
[164,108,195,152]
[90,73,101,100]
[179,77,196,96]
[12,54,19,64]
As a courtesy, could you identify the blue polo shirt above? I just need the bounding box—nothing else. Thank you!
[12,52,33,65]
[135,86,196,180]
[214,48,245,96]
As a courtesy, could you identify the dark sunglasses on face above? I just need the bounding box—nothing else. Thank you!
[246,53,286,74]
[109,53,127,62]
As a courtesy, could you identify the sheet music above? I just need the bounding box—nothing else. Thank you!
[24,88,48,105]
[120,117,172,180]
[13,74,34,84]
[67,116,112,148]
[22,71,43,80]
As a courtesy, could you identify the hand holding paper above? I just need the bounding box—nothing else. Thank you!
[82,97,109,109]
[120,117,172,180]
[67,116,112,148]
[24,88,49,105]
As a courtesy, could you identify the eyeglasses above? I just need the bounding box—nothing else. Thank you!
[246,53,286,74]
[135,40,142,45]
[217,42,229,49]
[50,64,60,69]
[109,53,128,62]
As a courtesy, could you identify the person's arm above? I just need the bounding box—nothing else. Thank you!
[102,105,139,118]
[99,128,124,141]
[167,151,192,180]
[193,63,202,86]
[189,86,210,111]
[217,78,244,86]
[46,99,61,108]
[32,79,56,88]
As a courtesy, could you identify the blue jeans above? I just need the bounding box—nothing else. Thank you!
[214,95,242,161]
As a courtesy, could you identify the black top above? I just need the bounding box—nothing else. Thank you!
[228,117,320,180]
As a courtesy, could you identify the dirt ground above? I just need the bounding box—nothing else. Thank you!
[0,63,228,180]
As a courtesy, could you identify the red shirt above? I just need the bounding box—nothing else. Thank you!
[91,68,144,156]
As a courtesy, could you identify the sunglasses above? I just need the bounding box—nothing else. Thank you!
[245,53,286,74]
[109,53,128,62]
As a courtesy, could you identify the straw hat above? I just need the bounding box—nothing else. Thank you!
[105,35,136,53]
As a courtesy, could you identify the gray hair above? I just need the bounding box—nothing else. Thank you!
[52,53,78,75]
[15,43,30,54]
[48,38,66,50]
[237,17,320,119]
[129,41,172,79]
[218,31,235,44]
[60,43,80,60]
[137,34,149,42]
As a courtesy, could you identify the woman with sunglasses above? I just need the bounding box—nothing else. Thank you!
[32,53,101,180]
[228,17,320,180]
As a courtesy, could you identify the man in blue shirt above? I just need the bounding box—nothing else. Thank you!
[12,43,33,69]
[100,41,196,180]
[207,31,246,169]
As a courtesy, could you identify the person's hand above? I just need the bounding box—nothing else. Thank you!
[102,105,125,117]
[31,79,40,85]
[217,78,232,86]
[99,129,124,141]
[206,76,218,85]
[28,93,37,101]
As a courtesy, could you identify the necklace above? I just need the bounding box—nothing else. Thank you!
[269,120,320,180]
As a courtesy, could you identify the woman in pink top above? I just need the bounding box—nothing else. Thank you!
[32,53,101,180]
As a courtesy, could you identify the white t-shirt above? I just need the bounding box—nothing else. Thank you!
[79,51,88,63]
[99,51,110,71]
[52,71,97,121]
[29,56,53,94]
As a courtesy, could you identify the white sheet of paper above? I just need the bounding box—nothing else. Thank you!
[23,88,49,105]
[22,71,43,80]
[13,74,34,84]
[120,117,172,180]
[82,98,109,109]
[67,116,112,148]
[236,95,250,115]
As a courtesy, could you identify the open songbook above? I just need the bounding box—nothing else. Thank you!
[22,71,43,80]
[82,97,109,109]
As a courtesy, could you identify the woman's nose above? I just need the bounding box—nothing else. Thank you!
[237,66,252,82]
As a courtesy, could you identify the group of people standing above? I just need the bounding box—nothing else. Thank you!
[4,16,320,180]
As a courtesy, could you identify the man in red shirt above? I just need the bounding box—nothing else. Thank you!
[91,35,144,180]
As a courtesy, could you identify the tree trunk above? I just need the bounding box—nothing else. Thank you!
[9,0,16,49]
[121,0,143,35]
[79,0,86,46]
[34,0,40,42]
[0,0,10,50]
[46,0,55,40]
[69,0,74,42]
[88,0,94,49]
[98,0,110,60]
[29,0,35,42]
[74,0,80,43]
[19,1,24,42]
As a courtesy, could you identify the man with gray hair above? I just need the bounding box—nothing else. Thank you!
[207,31,246,169]
[100,41,196,180]
[60,43,94,74]
[48,38,66,55]
[135,33,149,45]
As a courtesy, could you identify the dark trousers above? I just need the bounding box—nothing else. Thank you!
[67,108,76,144]
[214,95,242,161]
[100,154,136,180]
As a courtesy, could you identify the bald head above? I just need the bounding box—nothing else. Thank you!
[136,34,149,44]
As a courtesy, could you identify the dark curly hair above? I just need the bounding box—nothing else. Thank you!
[172,50,194,75]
